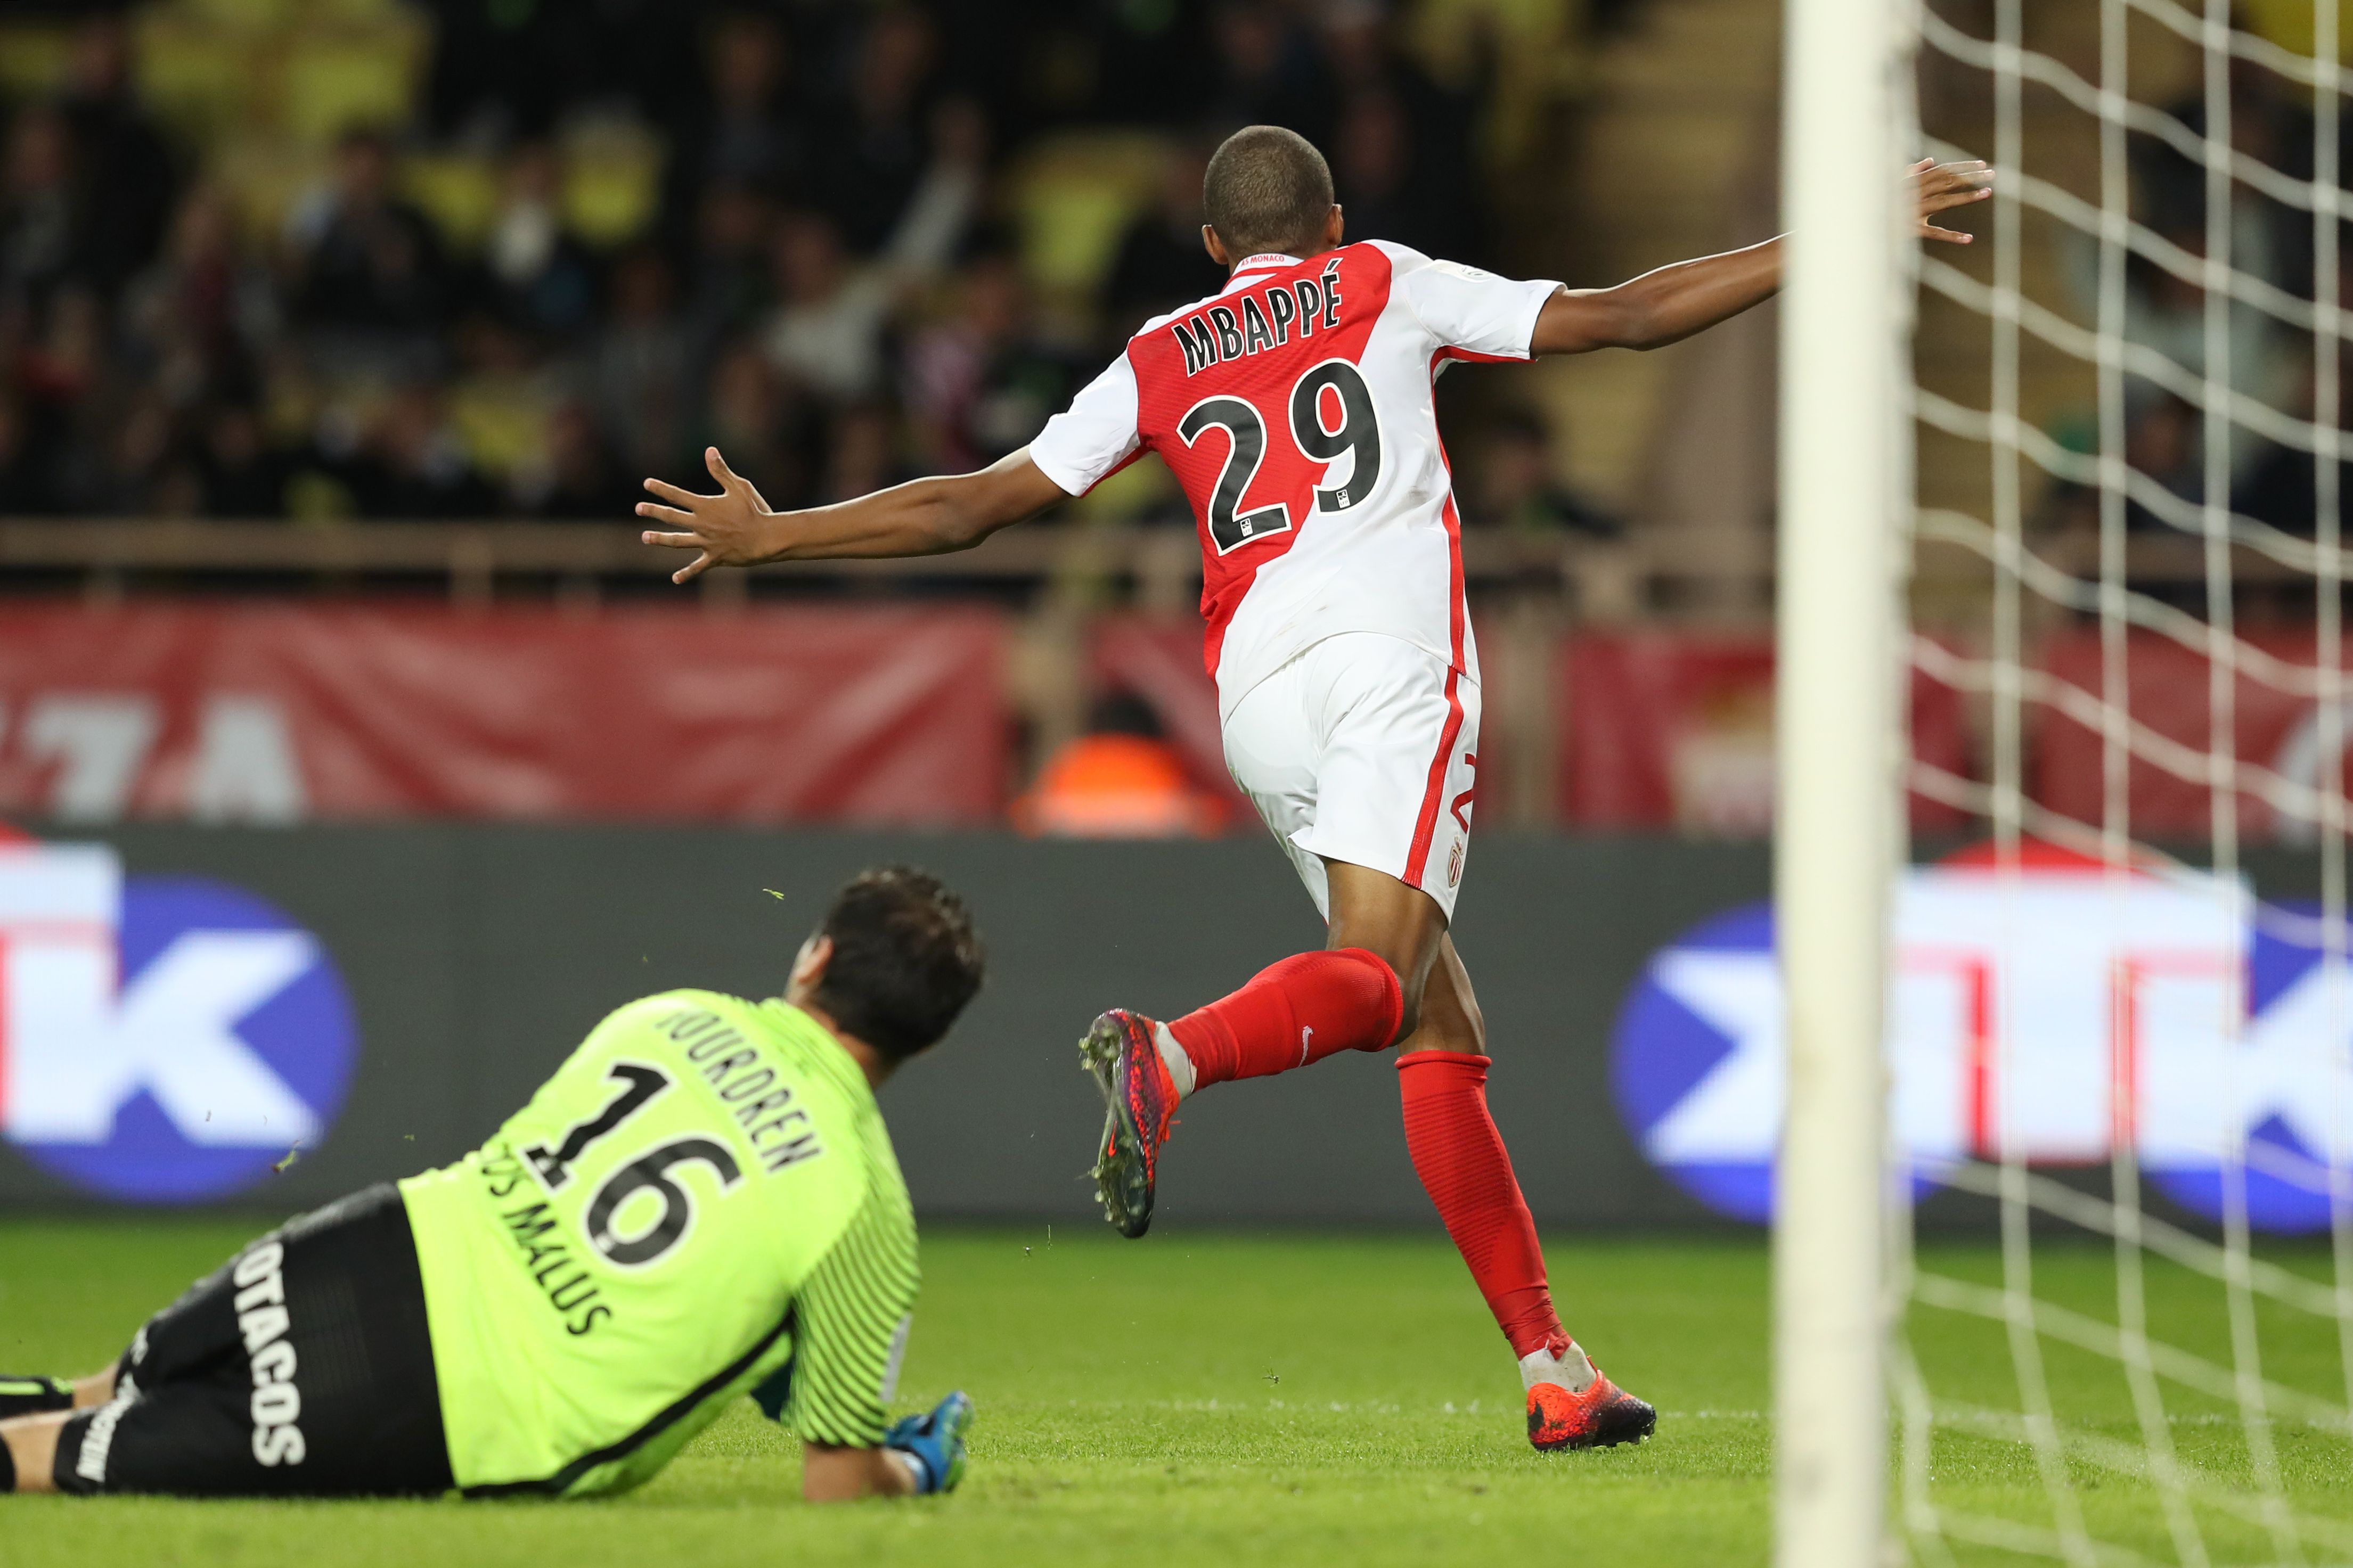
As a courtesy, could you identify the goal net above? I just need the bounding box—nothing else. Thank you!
[1783,0,2353,1562]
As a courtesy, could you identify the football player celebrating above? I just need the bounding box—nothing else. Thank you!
[0,868,980,1502]
[637,127,1990,1452]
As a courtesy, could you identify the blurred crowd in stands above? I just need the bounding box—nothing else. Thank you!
[2049,34,2353,556]
[0,0,1609,530]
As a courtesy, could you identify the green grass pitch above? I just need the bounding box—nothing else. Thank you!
[4,1219,2352,1566]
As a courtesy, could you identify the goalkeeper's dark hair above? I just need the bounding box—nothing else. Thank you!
[808,866,985,1061]
[1203,125,1335,260]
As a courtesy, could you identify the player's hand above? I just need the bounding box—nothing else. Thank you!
[883,1390,972,1495]
[636,447,779,585]
[1911,157,1993,245]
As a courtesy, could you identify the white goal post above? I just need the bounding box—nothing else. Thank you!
[1774,0,1916,1564]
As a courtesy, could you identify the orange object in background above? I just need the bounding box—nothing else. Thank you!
[1015,693,1230,839]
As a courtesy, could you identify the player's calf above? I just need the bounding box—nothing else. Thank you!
[0,1409,69,1493]
[1163,947,1403,1090]
[1321,859,1453,1046]
[1394,951,1660,1451]
[0,1368,113,1493]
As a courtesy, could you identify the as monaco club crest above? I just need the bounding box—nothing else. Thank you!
[1613,849,2353,1233]
[0,840,358,1201]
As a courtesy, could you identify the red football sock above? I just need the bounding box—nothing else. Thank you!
[1398,1050,1566,1359]
[1167,948,1403,1089]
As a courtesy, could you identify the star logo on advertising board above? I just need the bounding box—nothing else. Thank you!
[0,840,358,1202]
[1612,848,2353,1232]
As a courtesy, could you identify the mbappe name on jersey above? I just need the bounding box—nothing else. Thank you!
[1173,259,1343,377]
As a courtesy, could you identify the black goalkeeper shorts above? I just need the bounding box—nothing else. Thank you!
[53,1183,454,1498]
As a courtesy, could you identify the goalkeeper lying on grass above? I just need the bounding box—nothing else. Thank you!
[0,866,979,1504]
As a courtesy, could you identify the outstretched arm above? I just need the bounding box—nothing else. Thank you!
[1530,158,1991,356]
[639,447,1069,585]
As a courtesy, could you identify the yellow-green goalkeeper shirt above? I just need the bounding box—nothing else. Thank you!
[397,990,919,1496]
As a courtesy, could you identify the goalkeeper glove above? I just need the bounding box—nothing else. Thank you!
[883,1390,972,1495]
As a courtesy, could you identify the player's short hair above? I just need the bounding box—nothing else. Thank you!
[1203,125,1336,260]
[809,866,985,1061]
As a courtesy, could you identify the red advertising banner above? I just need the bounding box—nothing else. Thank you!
[1561,632,1968,832]
[2036,627,2347,841]
[0,603,1009,825]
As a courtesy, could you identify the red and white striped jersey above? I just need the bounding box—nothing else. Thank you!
[1028,241,1559,718]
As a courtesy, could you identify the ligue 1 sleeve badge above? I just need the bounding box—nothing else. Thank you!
[1611,845,2353,1234]
[0,840,359,1202]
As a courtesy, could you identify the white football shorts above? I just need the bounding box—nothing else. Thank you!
[1220,631,1482,923]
